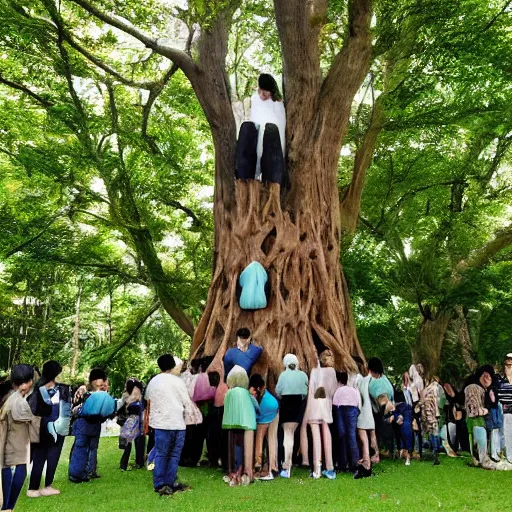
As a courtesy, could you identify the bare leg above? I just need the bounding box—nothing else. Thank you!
[370,430,380,463]
[267,415,279,472]
[310,423,322,476]
[321,422,334,471]
[243,430,254,480]
[283,422,298,470]
[358,429,371,470]
[254,424,268,470]
[300,420,309,466]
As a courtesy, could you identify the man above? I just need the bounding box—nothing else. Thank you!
[497,354,512,464]
[145,354,194,496]
[69,368,115,483]
[224,328,263,377]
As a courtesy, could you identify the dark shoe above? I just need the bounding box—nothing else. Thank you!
[119,467,128,471]
[158,485,174,496]
[433,453,440,466]
[172,482,190,493]
[69,476,90,483]
[353,465,371,479]
[88,472,101,479]
[134,464,144,470]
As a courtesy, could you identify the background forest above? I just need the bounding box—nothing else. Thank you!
[1,0,511,394]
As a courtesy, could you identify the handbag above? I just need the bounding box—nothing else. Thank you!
[120,415,140,443]
[184,400,203,426]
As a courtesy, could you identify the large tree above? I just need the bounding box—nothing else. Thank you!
[22,0,372,382]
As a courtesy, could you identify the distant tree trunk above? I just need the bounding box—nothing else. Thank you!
[413,309,452,378]
[71,283,82,378]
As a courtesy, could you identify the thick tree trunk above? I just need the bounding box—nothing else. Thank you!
[191,176,363,385]
[413,310,452,378]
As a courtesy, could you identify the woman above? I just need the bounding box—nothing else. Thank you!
[236,74,286,183]
[422,376,445,465]
[497,353,512,463]
[118,378,145,471]
[222,366,259,486]
[1,364,39,512]
[367,357,395,457]
[353,357,376,479]
[27,360,71,498]
[275,353,308,479]
[441,382,468,456]
[465,366,493,466]
[301,350,338,480]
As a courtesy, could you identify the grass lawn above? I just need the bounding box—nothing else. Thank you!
[16,437,509,512]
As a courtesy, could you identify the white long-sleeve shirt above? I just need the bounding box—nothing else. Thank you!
[145,373,192,430]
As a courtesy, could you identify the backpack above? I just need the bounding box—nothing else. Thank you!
[120,415,140,443]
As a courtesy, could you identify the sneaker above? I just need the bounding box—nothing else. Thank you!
[158,485,173,496]
[39,487,60,496]
[26,490,41,498]
[310,472,321,479]
[172,482,190,493]
[241,474,251,486]
[322,470,336,480]
[222,475,231,484]
[279,468,291,479]
[353,465,371,479]
[405,459,411,466]
[69,476,90,484]
[147,463,155,471]
[259,472,274,481]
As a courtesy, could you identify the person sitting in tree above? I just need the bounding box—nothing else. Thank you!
[236,74,286,183]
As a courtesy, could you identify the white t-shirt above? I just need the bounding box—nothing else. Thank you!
[145,373,191,431]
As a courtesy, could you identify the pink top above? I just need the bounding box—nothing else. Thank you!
[193,373,216,402]
[214,382,229,407]
[333,385,361,407]
[304,367,338,424]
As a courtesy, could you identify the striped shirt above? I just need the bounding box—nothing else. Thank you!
[497,376,512,413]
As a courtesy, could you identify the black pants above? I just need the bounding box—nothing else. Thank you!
[120,435,146,469]
[208,406,228,470]
[29,435,65,490]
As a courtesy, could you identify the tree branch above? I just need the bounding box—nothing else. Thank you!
[320,0,373,140]
[456,226,512,274]
[166,200,202,227]
[104,299,160,363]
[69,0,198,81]
[0,73,54,108]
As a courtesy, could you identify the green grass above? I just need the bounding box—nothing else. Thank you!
[16,437,509,512]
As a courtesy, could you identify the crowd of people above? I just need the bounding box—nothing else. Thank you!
[1,328,512,509]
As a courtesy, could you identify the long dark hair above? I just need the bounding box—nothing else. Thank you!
[258,73,282,101]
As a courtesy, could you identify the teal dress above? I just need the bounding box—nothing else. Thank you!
[222,387,258,430]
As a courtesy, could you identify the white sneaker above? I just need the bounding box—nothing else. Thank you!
[40,487,60,496]
[405,459,411,466]
[26,490,41,498]
[260,472,275,481]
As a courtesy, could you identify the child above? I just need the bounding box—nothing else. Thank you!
[249,374,279,480]
[377,391,414,466]
[68,369,116,483]
[118,378,145,471]
[332,372,360,472]
[0,364,39,511]
[222,366,259,486]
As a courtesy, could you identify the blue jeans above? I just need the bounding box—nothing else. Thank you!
[2,465,27,510]
[333,405,359,470]
[69,418,101,481]
[87,433,100,475]
[153,429,186,490]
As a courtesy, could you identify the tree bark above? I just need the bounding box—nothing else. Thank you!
[413,310,452,378]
